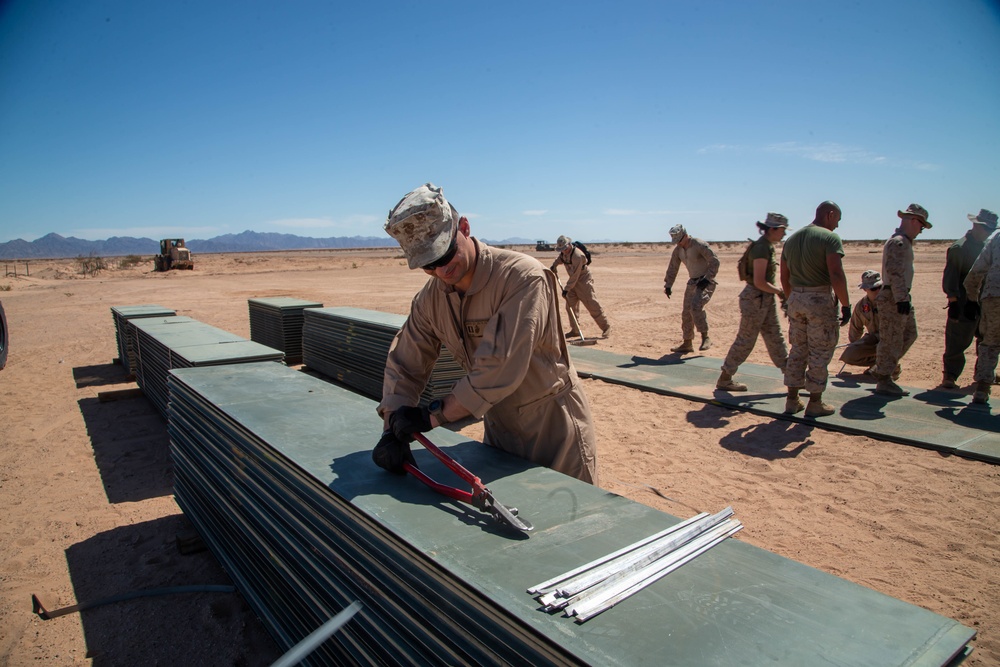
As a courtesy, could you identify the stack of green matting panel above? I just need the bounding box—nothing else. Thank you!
[248,297,323,365]
[130,316,284,418]
[166,361,975,666]
[110,305,177,374]
[301,306,463,406]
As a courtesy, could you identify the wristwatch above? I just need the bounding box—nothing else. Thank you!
[428,398,448,425]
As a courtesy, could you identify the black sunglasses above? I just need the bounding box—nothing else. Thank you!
[422,231,459,271]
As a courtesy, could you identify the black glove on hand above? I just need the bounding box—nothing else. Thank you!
[388,406,433,443]
[664,286,672,298]
[780,297,788,316]
[964,300,981,321]
[947,301,962,321]
[561,288,568,298]
[840,305,851,327]
[372,430,415,475]
[696,278,711,290]
[896,301,911,316]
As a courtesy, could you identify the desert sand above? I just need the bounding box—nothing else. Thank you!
[1,239,998,666]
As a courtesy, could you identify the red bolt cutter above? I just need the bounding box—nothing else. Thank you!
[403,433,533,533]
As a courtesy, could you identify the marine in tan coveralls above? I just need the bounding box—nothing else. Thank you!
[716,213,790,392]
[838,270,884,373]
[663,224,720,353]
[550,235,611,339]
[779,201,851,417]
[963,215,1000,405]
[372,184,598,484]
[873,204,932,396]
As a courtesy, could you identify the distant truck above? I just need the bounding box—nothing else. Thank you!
[154,239,194,271]
[536,240,555,252]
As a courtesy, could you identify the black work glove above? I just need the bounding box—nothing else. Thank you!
[388,405,433,443]
[561,288,568,298]
[964,300,981,321]
[696,278,711,290]
[840,305,851,327]
[947,301,961,321]
[896,301,911,316]
[780,296,788,317]
[664,286,672,299]
[372,430,415,475]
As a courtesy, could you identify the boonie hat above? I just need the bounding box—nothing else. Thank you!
[897,203,932,229]
[858,270,883,290]
[968,208,998,231]
[385,183,458,270]
[669,224,687,242]
[555,235,571,251]
[760,212,789,228]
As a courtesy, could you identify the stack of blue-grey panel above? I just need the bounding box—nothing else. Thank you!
[301,307,463,406]
[131,316,284,418]
[248,297,323,366]
[166,361,975,666]
[110,305,177,375]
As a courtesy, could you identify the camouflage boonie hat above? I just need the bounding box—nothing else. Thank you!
[669,224,686,242]
[897,203,932,229]
[968,208,998,231]
[555,235,571,250]
[385,183,458,270]
[760,212,789,228]
[858,270,883,290]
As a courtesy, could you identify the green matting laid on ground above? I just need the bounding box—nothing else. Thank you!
[569,347,999,464]
[167,361,974,665]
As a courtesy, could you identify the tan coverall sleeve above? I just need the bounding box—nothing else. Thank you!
[379,300,443,417]
[564,249,586,292]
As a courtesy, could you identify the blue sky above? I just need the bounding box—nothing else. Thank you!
[1,1,998,245]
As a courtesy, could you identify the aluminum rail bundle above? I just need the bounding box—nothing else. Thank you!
[530,509,742,621]
[248,297,322,366]
[301,306,462,406]
[110,305,176,374]
[536,509,734,605]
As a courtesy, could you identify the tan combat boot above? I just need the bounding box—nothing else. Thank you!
[805,394,835,417]
[874,373,909,397]
[972,381,991,405]
[699,335,712,351]
[716,371,747,392]
[783,388,804,414]
[671,340,694,354]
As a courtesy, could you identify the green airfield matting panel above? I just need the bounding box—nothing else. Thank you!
[167,361,974,666]
[568,347,1000,464]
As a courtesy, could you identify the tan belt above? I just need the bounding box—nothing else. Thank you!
[791,285,831,293]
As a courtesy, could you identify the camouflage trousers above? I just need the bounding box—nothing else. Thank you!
[974,296,999,384]
[784,287,840,394]
[839,333,879,368]
[875,287,917,377]
[565,274,609,334]
[721,285,787,375]
[681,280,715,340]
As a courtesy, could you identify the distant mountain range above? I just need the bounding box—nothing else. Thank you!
[0,231,539,260]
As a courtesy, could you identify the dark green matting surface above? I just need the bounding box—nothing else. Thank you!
[570,347,999,464]
[169,362,973,666]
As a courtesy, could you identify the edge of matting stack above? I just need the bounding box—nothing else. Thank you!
[302,306,462,406]
[110,304,177,375]
[166,361,975,666]
[129,315,284,418]
[248,297,323,366]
